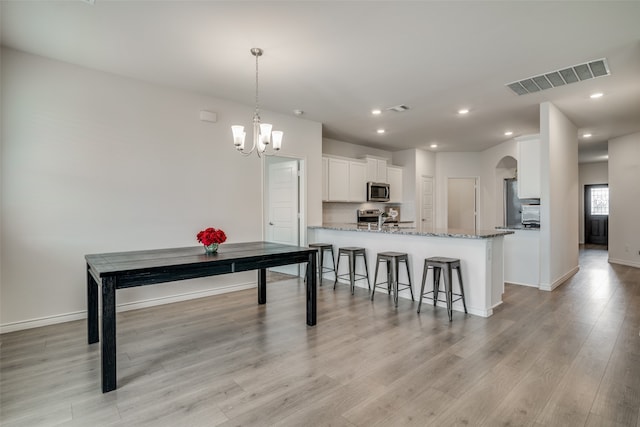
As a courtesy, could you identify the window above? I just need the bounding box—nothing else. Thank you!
[590,187,609,215]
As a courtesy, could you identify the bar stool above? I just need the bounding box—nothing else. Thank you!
[308,243,336,285]
[371,252,414,307]
[418,257,467,321]
[334,247,370,295]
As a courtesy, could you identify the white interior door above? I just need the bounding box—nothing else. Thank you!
[266,157,300,275]
[420,176,434,232]
[447,177,477,231]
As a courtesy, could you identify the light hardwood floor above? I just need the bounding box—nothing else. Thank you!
[1,246,639,426]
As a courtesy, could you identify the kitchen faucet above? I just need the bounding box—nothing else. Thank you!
[378,212,389,230]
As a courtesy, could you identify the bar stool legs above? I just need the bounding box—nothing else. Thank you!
[418,257,467,321]
[372,252,414,307]
[334,247,370,294]
[308,243,336,285]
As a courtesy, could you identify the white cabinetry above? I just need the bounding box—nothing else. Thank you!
[327,158,349,201]
[365,157,388,183]
[349,161,367,202]
[503,229,540,287]
[387,166,403,203]
[322,157,329,201]
[516,135,541,199]
[324,157,367,202]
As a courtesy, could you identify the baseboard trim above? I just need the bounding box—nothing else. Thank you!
[539,265,579,291]
[0,282,257,334]
[504,281,539,288]
[609,258,640,269]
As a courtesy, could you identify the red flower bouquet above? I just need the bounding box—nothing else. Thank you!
[197,227,227,253]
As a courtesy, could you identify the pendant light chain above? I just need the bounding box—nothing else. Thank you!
[255,50,260,118]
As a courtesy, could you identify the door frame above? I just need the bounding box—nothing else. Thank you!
[263,154,306,275]
[446,176,479,231]
[420,175,435,232]
[584,183,609,245]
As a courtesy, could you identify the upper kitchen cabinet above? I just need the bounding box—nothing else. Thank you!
[516,135,541,199]
[349,161,367,202]
[387,166,403,203]
[324,156,367,202]
[364,156,388,183]
[322,157,329,201]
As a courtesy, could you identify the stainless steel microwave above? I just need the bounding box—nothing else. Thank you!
[367,182,390,202]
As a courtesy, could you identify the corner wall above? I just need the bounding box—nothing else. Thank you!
[0,48,322,331]
[608,132,640,267]
[539,102,579,290]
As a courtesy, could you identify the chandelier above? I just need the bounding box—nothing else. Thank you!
[231,48,283,157]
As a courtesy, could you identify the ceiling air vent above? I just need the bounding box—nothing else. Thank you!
[387,104,410,112]
[506,58,610,96]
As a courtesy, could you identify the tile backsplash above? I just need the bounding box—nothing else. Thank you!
[323,202,397,224]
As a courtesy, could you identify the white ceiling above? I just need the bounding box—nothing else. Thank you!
[2,1,639,162]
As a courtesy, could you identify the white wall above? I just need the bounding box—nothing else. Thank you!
[608,132,640,268]
[0,48,322,331]
[322,138,392,160]
[539,102,579,290]
[434,152,482,229]
[480,139,517,229]
[578,161,608,244]
[391,148,436,222]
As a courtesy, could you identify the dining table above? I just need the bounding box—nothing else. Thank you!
[86,241,317,393]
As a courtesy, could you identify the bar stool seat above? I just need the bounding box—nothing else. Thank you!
[372,251,414,307]
[418,257,467,321]
[308,243,336,285]
[334,247,370,295]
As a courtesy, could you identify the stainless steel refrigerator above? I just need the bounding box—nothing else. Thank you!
[504,178,539,227]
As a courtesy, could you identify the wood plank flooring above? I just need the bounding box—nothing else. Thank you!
[1,246,639,426]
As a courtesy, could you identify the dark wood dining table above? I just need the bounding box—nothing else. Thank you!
[86,241,317,393]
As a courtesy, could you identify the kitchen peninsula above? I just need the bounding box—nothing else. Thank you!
[308,224,513,317]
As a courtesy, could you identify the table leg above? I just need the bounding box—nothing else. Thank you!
[258,268,267,304]
[101,276,117,393]
[87,266,99,344]
[306,252,317,326]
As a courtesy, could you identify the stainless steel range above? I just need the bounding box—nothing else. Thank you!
[357,208,400,229]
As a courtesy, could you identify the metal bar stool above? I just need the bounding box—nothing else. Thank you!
[418,257,467,321]
[371,252,414,307]
[308,243,336,285]
[334,247,370,295]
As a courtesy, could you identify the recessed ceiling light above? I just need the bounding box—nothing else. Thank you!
[504,131,513,136]
[376,129,385,134]
[583,133,592,138]
[458,108,469,115]
[430,143,438,148]
[590,92,603,99]
[371,109,382,115]
[293,109,304,116]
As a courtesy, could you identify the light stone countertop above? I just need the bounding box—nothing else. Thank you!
[496,225,540,231]
[309,223,514,239]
